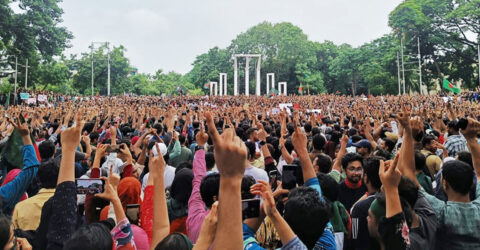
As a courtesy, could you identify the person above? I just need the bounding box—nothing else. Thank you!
[338,153,367,211]
[351,139,372,159]
[169,134,192,168]
[310,133,326,162]
[398,111,480,249]
[244,141,269,183]
[0,117,40,215]
[167,168,193,234]
[414,151,434,195]
[12,159,58,231]
[0,214,33,250]
[420,135,444,179]
[444,121,467,157]
[350,156,383,250]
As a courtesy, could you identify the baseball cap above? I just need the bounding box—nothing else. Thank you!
[352,139,372,149]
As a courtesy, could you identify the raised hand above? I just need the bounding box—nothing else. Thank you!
[9,115,29,137]
[460,118,480,140]
[379,155,401,190]
[195,122,208,146]
[149,143,166,179]
[396,104,411,128]
[61,110,84,152]
[250,180,277,217]
[206,111,247,178]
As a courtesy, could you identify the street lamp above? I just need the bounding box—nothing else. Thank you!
[90,42,111,96]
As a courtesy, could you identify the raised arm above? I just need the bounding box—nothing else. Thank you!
[206,111,245,250]
[460,118,480,180]
[291,118,316,183]
[332,133,349,173]
[149,144,169,249]
[0,117,40,214]
[395,106,419,187]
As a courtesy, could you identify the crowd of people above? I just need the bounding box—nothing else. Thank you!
[0,93,479,250]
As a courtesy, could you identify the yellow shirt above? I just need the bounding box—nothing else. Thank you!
[12,188,55,231]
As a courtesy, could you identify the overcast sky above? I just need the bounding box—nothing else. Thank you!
[59,0,402,75]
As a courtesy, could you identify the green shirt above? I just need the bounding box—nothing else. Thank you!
[328,170,345,184]
[170,145,192,168]
[416,172,434,195]
[422,183,480,250]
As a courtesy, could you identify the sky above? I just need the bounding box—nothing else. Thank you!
[59,0,403,75]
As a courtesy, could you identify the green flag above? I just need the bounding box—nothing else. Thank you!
[203,83,210,90]
[268,88,279,98]
[443,78,460,94]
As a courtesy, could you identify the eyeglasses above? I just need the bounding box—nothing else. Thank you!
[347,168,363,173]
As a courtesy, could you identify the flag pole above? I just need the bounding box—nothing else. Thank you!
[418,37,423,95]
[397,52,401,95]
[477,40,480,88]
[401,35,406,95]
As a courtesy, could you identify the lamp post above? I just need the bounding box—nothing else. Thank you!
[90,42,111,96]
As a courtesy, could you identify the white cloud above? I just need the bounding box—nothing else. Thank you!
[60,0,403,74]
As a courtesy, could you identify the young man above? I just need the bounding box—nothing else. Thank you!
[338,153,367,211]
[350,156,383,250]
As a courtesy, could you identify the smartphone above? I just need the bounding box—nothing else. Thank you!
[269,170,278,190]
[126,204,140,225]
[242,198,260,220]
[282,164,298,190]
[106,145,121,153]
[75,178,105,195]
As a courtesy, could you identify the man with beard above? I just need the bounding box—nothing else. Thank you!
[338,153,367,211]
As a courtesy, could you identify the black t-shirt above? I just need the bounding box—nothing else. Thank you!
[337,181,367,212]
[350,194,379,250]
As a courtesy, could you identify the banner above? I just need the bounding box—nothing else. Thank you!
[37,94,47,102]
[20,93,29,100]
[27,98,36,105]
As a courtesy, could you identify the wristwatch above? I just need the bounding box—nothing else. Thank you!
[195,145,205,151]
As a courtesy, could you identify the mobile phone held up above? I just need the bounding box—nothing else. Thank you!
[75,178,105,195]
[242,198,260,220]
[282,164,298,190]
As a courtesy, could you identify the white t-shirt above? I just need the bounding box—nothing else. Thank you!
[142,165,176,190]
[244,165,269,183]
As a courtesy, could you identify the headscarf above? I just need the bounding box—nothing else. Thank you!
[170,168,193,205]
[117,177,142,211]
[100,177,142,221]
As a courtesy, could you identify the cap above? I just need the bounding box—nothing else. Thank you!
[152,142,168,156]
[352,139,372,149]
[131,136,140,145]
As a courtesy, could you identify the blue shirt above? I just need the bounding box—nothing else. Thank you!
[0,145,40,215]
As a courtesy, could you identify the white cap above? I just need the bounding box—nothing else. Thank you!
[152,142,168,157]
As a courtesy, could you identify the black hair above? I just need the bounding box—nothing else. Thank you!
[442,160,474,195]
[205,152,215,171]
[82,122,95,134]
[245,141,256,160]
[317,173,339,201]
[170,169,194,205]
[383,138,395,152]
[63,223,113,250]
[39,140,56,159]
[312,134,326,151]
[312,127,320,136]
[414,151,426,171]
[315,153,332,173]
[375,192,414,227]
[341,153,363,169]
[421,135,436,148]
[284,139,294,154]
[89,131,99,142]
[0,215,11,249]
[200,173,220,208]
[284,187,331,249]
[175,162,193,174]
[37,160,60,189]
[179,134,186,145]
[373,149,390,159]
[304,123,312,133]
[398,176,419,208]
[153,123,163,134]
[241,175,256,200]
[264,125,272,135]
[362,156,383,190]
[235,127,245,141]
[457,151,473,167]
[155,233,191,250]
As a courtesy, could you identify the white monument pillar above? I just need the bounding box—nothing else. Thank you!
[219,73,227,95]
[209,82,218,96]
[278,82,287,95]
[234,57,238,96]
[256,57,261,96]
[245,57,250,96]
[266,73,275,94]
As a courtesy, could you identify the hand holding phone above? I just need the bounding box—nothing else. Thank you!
[76,178,105,194]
